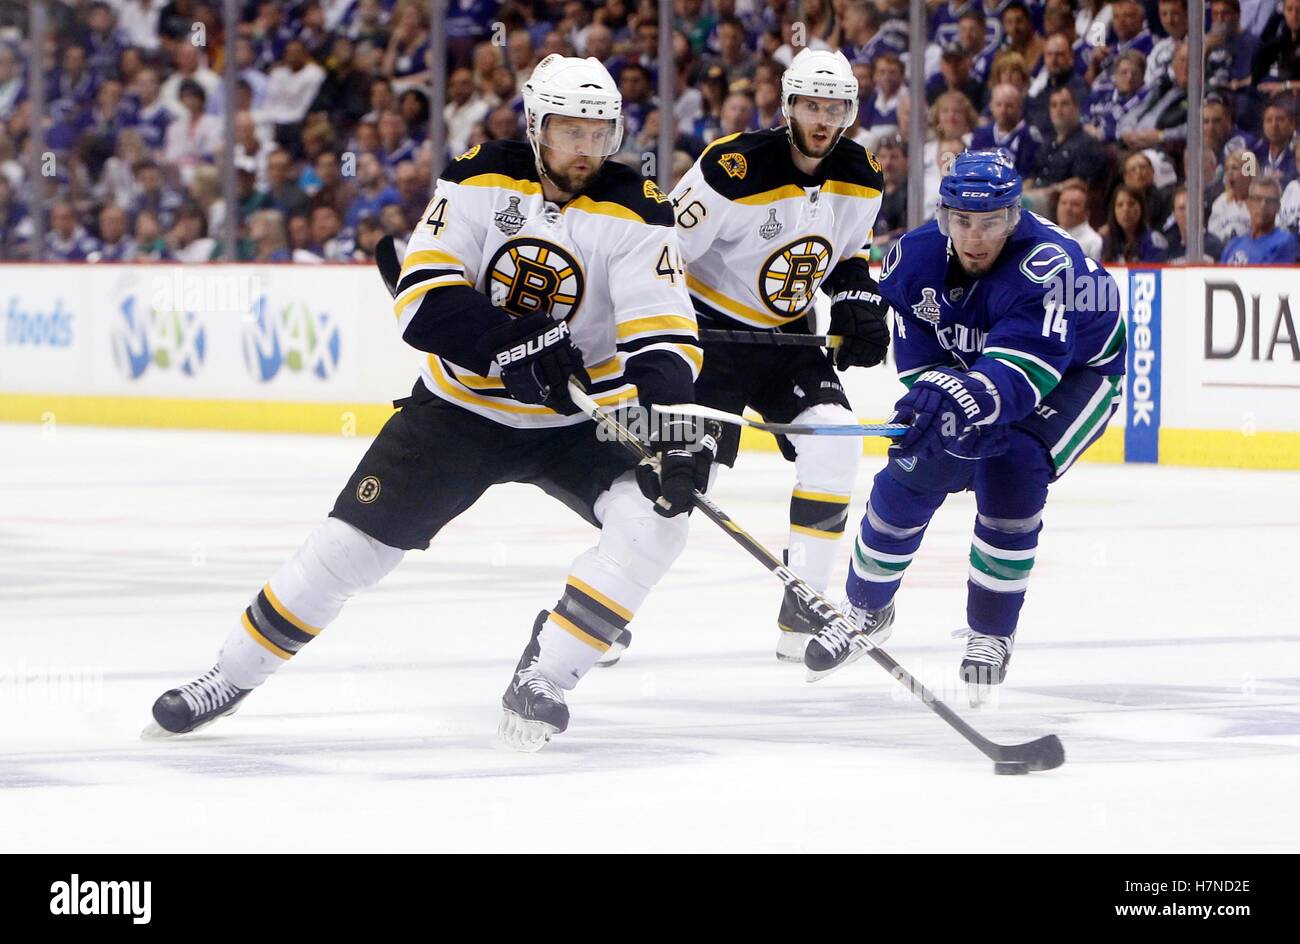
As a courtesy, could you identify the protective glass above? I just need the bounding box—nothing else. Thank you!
[788,95,857,130]
[937,205,1020,240]
[539,114,623,157]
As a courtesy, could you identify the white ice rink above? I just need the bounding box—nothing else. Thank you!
[2,422,1298,852]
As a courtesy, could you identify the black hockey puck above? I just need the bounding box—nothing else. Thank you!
[994,761,1030,775]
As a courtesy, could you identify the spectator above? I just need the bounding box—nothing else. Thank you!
[1000,3,1045,76]
[1281,138,1300,231]
[1086,0,1154,90]
[719,90,757,138]
[1057,178,1103,260]
[619,63,656,140]
[842,2,905,67]
[163,80,222,183]
[1221,175,1298,261]
[1101,185,1169,262]
[133,207,168,260]
[159,45,219,120]
[384,1,432,88]
[972,83,1038,176]
[393,160,429,230]
[128,67,171,152]
[45,201,101,261]
[85,3,127,80]
[167,204,216,262]
[1026,85,1109,209]
[1027,33,1091,138]
[345,151,400,228]
[310,204,354,261]
[286,213,322,261]
[443,67,489,156]
[265,148,311,218]
[352,216,386,260]
[261,40,328,129]
[1117,41,1190,151]
[91,203,137,262]
[863,52,905,133]
[231,37,271,112]
[928,43,986,111]
[0,176,30,257]
[1084,50,1149,143]
[309,150,358,219]
[0,45,23,122]
[379,201,408,237]
[1147,0,1189,87]
[1252,98,1298,184]
[1120,150,1174,230]
[50,45,97,113]
[1252,0,1300,95]
[130,159,183,230]
[872,134,908,248]
[1209,149,1255,243]
[484,104,523,141]
[584,23,615,63]
[1205,0,1258,100]
[118,0,164,53]
[398,89,432,142]
[378,110,418,172]
[1202,91,1258,163]
[1163,186,1227,262]
[705,16,758,84]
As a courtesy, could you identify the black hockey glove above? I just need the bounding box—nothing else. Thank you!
[828,280,891,370]
[479,312,591,415]
[636,414,717,518]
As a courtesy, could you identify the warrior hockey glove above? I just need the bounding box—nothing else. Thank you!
[480,311,592,415]
[827,280,891,370]
[636,414,716,518]
[893,368,1001,458]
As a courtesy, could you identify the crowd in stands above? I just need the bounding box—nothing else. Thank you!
[0,0,1297,265]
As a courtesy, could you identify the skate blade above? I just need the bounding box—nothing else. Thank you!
[775,630,810,662]
[139,704,240,740]
[498,709,559,753]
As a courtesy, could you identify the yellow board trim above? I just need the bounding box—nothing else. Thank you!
[262,583,321,636]
[566,576,635,622]
[548,610,611,652]
[616,315,699,339]
[792,488,852,505]
[457,173,542,195]
[686,274,795,327]
[1159,428,1300,470]
[242,612,292,660]
[562,196,645,223]
[0,392,397,436]
[790,523,843,540]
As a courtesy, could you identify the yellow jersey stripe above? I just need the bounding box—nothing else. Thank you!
[734,184,807,206]
[429,357,637,414]
[401,249,465,275]
[549,610,611,652]
[441,354,627,391]
[700,131,743,158]
[242,612,292,660]
[566,576,635,622]
[457,173,542,195]
[262,583,321,636]
[393,276,472,318]
[627,341,703,375]
[563,196,645,223]
[792,488,852,505]
[686,274,798,327]
[822,180,883,200]
[616,315,699,340]
[790,523,844,540]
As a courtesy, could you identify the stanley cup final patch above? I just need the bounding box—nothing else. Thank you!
[759,208,783,240]
[911,287,942,326]
[494,196,527,235]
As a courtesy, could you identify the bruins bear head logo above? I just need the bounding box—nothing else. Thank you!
[643,179,670,203]
[719,152,748,180]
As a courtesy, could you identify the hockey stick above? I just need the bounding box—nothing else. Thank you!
[569,380,1065,773]
[698,328,843,348]
[654,403,907,438]
[375,234,402,297]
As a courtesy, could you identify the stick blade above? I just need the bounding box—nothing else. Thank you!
[993,734,1065,772]
[376,234,401,297]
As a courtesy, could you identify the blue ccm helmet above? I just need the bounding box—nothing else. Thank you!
[937,149,1022,237]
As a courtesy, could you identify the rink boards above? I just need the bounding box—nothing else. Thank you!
[0,262,1297,470]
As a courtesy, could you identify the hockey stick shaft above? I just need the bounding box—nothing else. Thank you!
[568,380,1062,769]
[698,328,843,348]
[655,403,907,438]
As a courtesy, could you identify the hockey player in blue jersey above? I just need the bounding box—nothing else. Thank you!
[803,149,1127,703]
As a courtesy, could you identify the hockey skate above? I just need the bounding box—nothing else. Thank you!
[775,586,819,662]
[143,666,250,738]
[803,599,895,680]
[500,611,570,752]
[955,628,1014,707]
[594,628,631,668]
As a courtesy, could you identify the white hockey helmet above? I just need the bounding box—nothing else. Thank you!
[522,54,624,164]
[781,47,859,133]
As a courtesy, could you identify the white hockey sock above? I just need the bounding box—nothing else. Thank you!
[218,517,404,690]
[785,404,860,593]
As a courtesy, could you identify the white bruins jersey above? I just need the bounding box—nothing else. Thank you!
[670,129,885,329]
[394,141,699,428]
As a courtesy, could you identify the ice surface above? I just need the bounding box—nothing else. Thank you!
[1,423,1298,852]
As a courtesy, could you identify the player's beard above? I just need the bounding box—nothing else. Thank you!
[540,150,602,195]
[789,120,841,160]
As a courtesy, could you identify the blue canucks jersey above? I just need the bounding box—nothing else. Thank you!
[878,211,1127,424]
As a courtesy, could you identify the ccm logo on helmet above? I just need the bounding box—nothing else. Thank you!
[960,190,990,197]
[494,321,572,366]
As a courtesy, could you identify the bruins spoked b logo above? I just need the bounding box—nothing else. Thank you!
[356,475,381,504]
[486,238,585,320]
[759,236,833,316]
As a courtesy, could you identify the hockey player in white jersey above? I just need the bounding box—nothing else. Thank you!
[145,55,709,752]
[669,48,892,662]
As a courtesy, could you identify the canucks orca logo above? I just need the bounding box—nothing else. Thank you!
[486,237,585,321]
[241,296,341,382]
[111,295,206,380]
[719,152,748,179]
[758,236,833,316]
